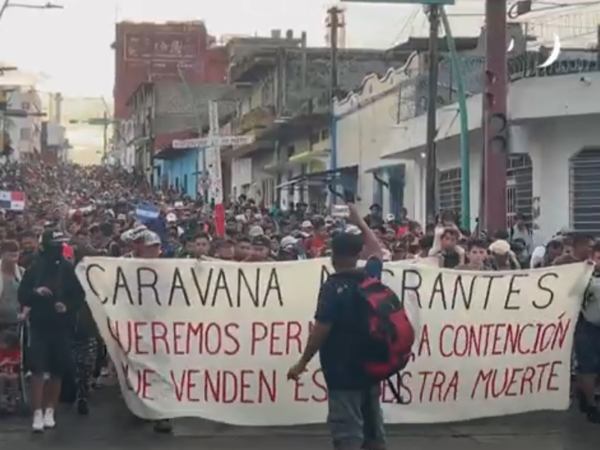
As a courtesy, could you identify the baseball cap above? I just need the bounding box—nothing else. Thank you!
[248,225,264,237]
[141,231,161,247]
[39,229,68,247]
[280,235,298,248]
[489,239,511,255]
[121,225,147,243]
[251,235,270,247]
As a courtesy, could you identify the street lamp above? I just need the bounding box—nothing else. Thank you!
[0,1,63,22]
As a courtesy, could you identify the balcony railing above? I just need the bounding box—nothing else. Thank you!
[231,106,276,135]
[397,49,600,122]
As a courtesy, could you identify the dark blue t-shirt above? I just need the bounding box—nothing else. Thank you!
[315,258,383,390]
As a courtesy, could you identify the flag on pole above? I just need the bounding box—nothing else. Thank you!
[0,191,25,211]
[135,202,160,221]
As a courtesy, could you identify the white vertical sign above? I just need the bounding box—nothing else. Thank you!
[206,101,223,204]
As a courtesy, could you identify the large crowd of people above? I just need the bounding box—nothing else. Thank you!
[0,160,597,446]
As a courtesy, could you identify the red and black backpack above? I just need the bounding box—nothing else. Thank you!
[357,275,415,402]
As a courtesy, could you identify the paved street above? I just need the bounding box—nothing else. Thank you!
[1,389,600,449]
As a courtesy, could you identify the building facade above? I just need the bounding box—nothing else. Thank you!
[126,81,235,188]
[4,88,42,162]
[222,30,410,210]
[58,96,110,165]
[334,30,600,241]
[113,21,227,121]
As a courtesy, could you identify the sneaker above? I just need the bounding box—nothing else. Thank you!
[32,409,44,432]
[43,408,56,428]
[76,398,89,416]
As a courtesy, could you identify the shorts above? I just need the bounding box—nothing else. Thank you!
[28,328,73,378]
[327,386,385,450]
[574,317,600,375]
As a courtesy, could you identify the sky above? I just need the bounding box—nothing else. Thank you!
[0,0,488,98]
[0,0,597,99]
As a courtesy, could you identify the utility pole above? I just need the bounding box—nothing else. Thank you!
[102,111,108,161]
[482,0,508,232]
[425,4,440,223]
[327,6,342,207]
[327,6,341,100]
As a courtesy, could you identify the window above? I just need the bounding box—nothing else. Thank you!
[388,165,405,218]
[438,168,462,216]
[320,128,330,140]
[183,174,188,195]
[20,128,30,140]
[506,154,533,225]
[570,148,600,237]
[21,102,30,111]
[287,145,295,158]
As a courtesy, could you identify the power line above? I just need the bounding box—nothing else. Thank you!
[388,6,420,47]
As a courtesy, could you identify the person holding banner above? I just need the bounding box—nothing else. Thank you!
[287,202,388,450]
[555,234,600,423]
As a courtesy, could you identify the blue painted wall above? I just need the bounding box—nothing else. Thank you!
[153,148,205,199]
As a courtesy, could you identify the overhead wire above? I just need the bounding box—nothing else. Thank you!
[388,6,420,47]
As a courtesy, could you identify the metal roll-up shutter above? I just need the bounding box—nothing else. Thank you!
[506,154,533,223]
[570,148,600,237]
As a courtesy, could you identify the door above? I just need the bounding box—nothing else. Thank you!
[506,154,533,224]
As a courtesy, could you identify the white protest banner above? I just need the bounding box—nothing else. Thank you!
[76,258,592,425]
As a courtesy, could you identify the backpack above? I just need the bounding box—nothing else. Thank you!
[357,275,415,403]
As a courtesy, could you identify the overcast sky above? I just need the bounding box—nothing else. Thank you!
[0,0,596,98]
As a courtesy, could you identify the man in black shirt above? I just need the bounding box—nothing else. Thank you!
[18,230,85,432]
[288,204,385,450]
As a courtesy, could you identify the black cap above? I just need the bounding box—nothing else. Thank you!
[39,229,68,248]
[251,235,270,247]
[331,232,363,258]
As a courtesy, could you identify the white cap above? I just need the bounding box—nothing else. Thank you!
[280,236,298,248]
[248,225,264,237]
[301,220,313,228]
[386,213,395,222]
[166,213,177,223]
[489,239,511,255]
[345,225,361,235]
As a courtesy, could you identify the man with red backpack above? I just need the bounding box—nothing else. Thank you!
[287,203,415,450]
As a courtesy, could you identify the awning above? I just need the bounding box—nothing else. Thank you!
[276,166,359,201]
[365,161,406,189]
[364,160,406,174]
[264,149,329,174]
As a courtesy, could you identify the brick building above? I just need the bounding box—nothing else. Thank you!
[112,21,227,120]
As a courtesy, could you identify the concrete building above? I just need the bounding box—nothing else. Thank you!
[112,21,227,121]
[126,80,236,195]
[334,24,600,240]
[40,121,67,164]
[2,88,43,162]
[56,96,111,165]
[222,30,412,210]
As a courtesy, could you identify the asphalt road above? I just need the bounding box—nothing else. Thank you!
[1,389,599,450]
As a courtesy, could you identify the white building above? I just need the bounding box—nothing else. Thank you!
[333,52,600,242]
[5,88,43,161]
[110,118,135,168]
[59,97,111,165]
